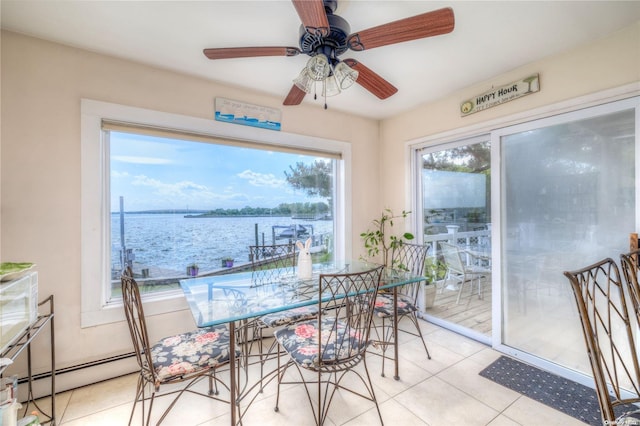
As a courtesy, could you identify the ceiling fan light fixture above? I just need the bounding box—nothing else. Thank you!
[333,61,359,90]
[293,68,315,93]
[305,54,331,81]
[322,74,341,97]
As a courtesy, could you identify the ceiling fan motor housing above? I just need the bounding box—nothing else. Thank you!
[298,11,350,62]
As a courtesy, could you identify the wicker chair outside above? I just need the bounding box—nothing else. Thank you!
[273,265,385,425]
[564,258,640,426]
[370,243,431,379]
[120,268,239,425]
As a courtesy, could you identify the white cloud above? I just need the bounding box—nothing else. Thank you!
[111,170,130,178]
[131,175,209,196]
[112,155,171,165]
[237,169,285,188]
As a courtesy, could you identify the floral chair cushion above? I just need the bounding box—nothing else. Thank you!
[374,294,417,318]
[150,325,240,382]
[259,305,319,328]
[274,317,367,369]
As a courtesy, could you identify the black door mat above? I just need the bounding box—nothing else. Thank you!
[479,355,602,425]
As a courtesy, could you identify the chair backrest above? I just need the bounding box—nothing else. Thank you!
[121,268,156,383]
[249,243,297,285]
[439,242,465,275]
[620,249,640,322]
[391,243,429,300]
[564,258,640,424]
[317,265,384,365]
[249,243,297,284]
[391,243,429,275]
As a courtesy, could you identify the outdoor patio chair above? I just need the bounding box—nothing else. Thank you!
[370,243,431,379]
[440,241,491,304]
[273,265,385,425]
[120,268,240,425]
[564,258,640,426]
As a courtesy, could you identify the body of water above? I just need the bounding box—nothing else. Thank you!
[111,214,333,274]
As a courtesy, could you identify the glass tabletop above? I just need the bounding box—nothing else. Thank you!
[179,260,423,327]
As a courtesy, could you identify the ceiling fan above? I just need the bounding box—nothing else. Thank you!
[203,0,454,107]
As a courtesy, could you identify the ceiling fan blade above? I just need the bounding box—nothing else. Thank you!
[283,85,306,106]
[347,7,454,51]
[203,46,301,60]
[343,59,398,100]
[292,0,329,36]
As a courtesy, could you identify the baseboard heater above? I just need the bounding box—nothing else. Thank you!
[16,352,138,400]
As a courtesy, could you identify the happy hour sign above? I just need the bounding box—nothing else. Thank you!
[460,74,540,116]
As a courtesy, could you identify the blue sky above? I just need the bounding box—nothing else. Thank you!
[110,132,327,212]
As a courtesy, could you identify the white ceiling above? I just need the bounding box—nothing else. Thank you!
[2,1,640,120]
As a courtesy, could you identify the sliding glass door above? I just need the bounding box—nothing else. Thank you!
[417,135,492,341]
[414,95,639,382]
[495,98,638,378]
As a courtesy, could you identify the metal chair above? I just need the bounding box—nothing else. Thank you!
[249,242,298,286]
[440,241,491,304]
[248,243,319,391]
[273,265,385,425]
[370,243,431,379]
[564,258,640,426]
[120,269,239,425]
[620,249,640,323]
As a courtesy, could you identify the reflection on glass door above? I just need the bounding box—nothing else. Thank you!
[419,137,492,339]
[498,103,636,378]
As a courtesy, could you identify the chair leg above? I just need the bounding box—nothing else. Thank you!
[208,371,217,396]
[371,317,393,377]
[408,312,431,360]
[379,317,391,377]
[274,347,282,412]
[456,277,466,304]
[362,356,385,425]
[129,375,145,426]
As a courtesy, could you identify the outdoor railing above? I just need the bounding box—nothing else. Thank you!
[424,225,491,258]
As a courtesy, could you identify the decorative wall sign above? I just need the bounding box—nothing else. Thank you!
[460,74,540,116]
[215,98,281,131]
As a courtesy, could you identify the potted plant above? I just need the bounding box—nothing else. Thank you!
[186,263,199,276]
[421,256,448,309]
[360,208,414,268]
[222,257,234,268]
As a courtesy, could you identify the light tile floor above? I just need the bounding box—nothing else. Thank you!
[31,321,588,425]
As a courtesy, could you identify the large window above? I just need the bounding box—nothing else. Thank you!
[108,130,337,300]
[81,100,349,327]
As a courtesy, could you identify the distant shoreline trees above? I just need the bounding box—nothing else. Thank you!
[180,202,330,218]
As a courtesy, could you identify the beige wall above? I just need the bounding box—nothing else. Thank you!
[380,21,640,213]
[0,31,379,389]
[2,19,639,391]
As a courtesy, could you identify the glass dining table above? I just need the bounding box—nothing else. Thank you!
[179,259,424,425]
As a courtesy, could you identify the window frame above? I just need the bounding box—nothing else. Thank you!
[81,99,351,328]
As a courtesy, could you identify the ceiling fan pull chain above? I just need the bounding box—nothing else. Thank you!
[323,80,328,110]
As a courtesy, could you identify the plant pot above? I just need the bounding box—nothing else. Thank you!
[187,265,199,276]
[421,282,438,309]
[225,260,234,268]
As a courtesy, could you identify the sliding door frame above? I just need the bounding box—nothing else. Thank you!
[407,83,640,386]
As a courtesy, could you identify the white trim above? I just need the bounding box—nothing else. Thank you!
[407,81,640,150]
[81,99,351,328]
